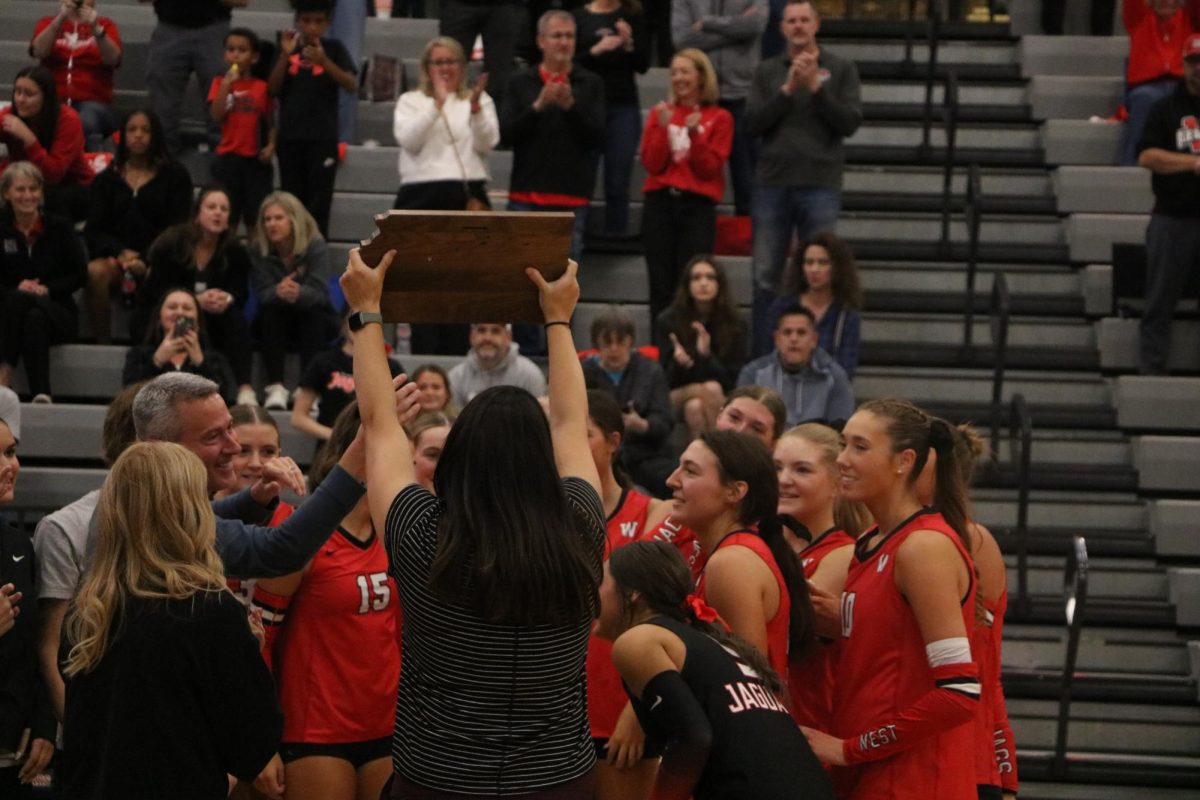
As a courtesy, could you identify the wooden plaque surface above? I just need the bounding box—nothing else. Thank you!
[357,210,575,323]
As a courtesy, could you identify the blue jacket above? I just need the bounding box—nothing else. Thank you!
[736,346,854,427]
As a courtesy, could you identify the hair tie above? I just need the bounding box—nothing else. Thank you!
[685,594,720,624]
[928,418,954,451]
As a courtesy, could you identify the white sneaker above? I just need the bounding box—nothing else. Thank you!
[236,387,260,407]
[264,383,289,410]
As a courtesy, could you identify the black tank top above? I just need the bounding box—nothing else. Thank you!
[629,615,834,800]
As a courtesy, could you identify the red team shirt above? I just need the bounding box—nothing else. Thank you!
[641,514,707,580]
[206,76,272,157]
[975,588,1019,794]
[31,16,121,105]
[587,488,654,739]
[789,527,855,729]
[272,528,401,743]
[832,510,979,800]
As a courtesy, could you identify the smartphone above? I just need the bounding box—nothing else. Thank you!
[173,317,195,338]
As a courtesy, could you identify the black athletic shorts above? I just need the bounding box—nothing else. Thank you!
[978,784,1003,800]
[280,737,391,767]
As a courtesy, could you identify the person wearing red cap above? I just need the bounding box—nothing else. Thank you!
[1135,34,1200,374]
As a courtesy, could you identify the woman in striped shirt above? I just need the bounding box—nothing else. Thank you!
[340,251,605,799]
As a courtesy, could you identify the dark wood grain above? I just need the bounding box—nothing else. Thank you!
[357,210,575,322]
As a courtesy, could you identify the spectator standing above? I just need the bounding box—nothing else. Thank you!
[672,0,767,216]
[139,0,248,154]
[1118,0,1200,165]
[1135,35,1200,374]
[0,162,87,404]
[440,0,528,117]
[393,36,500,356]
[582,307,675,496]
[746,0,861,356]
[268,0,358,238]
[765,231,862,377]
[737,304,854,427]
[448,323,547,406]
[250,191,336,411]
[208,27,276,232]
[574,0,650,238]
[136,186,255,405]
[84,109,193,343]
[29,0,123,152]
[639,48,733,325]
[655,255,746,438]
[331,0,369,146]
[501,10,606,262]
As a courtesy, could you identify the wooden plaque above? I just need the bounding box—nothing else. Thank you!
[357,210,575,323]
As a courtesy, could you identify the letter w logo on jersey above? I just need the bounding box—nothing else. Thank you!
[619,521,639,539]
[1178,116,1200,153]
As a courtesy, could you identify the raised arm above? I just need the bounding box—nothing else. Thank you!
[526,261,602,495]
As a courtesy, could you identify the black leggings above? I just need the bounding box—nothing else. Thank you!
[1,290,76,396]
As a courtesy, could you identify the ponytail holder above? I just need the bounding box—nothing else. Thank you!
[928,418,954,451]
[685,594,720,624]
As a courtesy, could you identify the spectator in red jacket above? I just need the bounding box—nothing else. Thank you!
[29,0,123,152]
[1119,0,1200,164]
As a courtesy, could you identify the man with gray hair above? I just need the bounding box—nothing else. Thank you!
[133,372,367,579]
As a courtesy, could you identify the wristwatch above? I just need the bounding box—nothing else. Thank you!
[348,310,383,332]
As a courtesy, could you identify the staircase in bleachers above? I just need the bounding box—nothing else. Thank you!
[3,2,1200,797]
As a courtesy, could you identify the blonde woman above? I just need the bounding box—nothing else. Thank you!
[60,442,281,800]
[249,191,336,411]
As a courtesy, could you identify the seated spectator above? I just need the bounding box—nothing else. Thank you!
[639,48,733,324]
[30,0,123,152]
[1119,0,1200,165]
[582,306,675,496]
[0,67,94,218]
[573,0,650,238]
[448,323,548,407]
[122,288,238,405]
[292,314,403,446]
[654,254,747,438]
[412,363,459,417]
[249,191,335,411]
[59,442,282,798]
[393,36,500,355]
[737,304,853,427]
[135,185,255,405]
[208,27,276,233]
[0,161,86,404]
[765,231,862,377]
[85,108,193,343]
[406,410,453,492]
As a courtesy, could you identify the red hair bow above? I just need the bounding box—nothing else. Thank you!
[686,594,719,624]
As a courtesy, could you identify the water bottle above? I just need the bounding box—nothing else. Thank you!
[120,269,137,308]
[394,322,412,355]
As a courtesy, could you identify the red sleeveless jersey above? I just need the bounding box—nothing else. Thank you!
[274,527,400,743]
[697,531,790,681]
[587,488,654,739]
[226,501,295,602]
[975,588,1018,793]
[831,510,977,800]
[640,514,708,580]
[789,528,855,729]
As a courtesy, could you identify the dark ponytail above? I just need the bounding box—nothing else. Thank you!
[609,541,785,693]
[698,430,817,663]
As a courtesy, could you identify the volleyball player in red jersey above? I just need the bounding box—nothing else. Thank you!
[643,385,788,578]
[251,402,402,800]
[665,429,814,685]
[584,390,669,800]
[774,422,870,729]
[915,424,1018,800]
[802,399,981,800]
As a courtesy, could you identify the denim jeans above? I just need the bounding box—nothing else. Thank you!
[331,0,367,144]
[597,104,642,236]
[73,100,116,152]
[719,98,756,216]
[750,184,841,356]
[1120,78,1178,166]
[1139,213,1200,374]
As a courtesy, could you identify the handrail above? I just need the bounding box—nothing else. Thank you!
[918,0,943,154]
[1009,392,1033,617]
[1054,534,1090,779]
[961,162,983,344]
[988,271,1011,450]
[936,71,960,257]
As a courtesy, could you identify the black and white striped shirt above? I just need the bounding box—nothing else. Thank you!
[384,477,606,794]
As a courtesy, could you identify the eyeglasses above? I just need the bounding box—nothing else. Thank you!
[428,59,461,68]
[542,32,576,40]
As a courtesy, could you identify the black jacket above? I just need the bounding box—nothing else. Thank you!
[85,160,194,260]
[0,524,55,752]
[0,211,87,314]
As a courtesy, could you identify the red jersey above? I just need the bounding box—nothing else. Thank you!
[974,588,1018,794]
[697,531,790,681]
[273,527,400,743]
[32,16,121,105]
[831,510,978,800]
[640,514,708,580]
[640,103,733,203]
[226,501,295,602]
[587,488,654,739]
[789,527,855,729]
[207,76,272,157]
